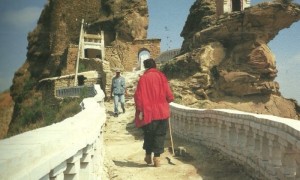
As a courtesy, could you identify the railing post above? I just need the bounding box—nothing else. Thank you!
[236,124,247,162]
[281,151,297,179]
[80,145,93,179]
[217,121,227,150]
[267,134,282,178]
[64,150,83,180]
[49,161,67,180]
[244,126,255,163]
[258,132,269,171]
[226,122,238,157]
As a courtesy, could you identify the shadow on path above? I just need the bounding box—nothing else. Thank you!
[113,160,149,168]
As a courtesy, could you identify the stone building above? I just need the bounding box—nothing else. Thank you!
[104,39,161,71]
[39,71,101,104]
[216,0,251,16]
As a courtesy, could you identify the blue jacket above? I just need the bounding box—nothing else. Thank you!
[111,76,126,95]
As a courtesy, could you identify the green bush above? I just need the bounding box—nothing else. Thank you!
[9,97,82,137]
[19,100,43,126]
[55,98,82,123]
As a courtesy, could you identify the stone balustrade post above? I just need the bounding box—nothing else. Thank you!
[236,124,247,162]
[64,150,83,180]
[80,145,93,180]
[266,134,282,178]
[244,126,255,160]
[258,132,269,171]
[210,119,218,145]
[179,114,185,139]
[203,118,212,145]
[295,156,300,179]
[194,117,201,142]
[217,121,227,150]
[281,150,297,180]
[183,114,189,138]
[226,122,238,157]
[41,161,67,180]
[198,117,206,142]
[251,129,261,173]
[186,116,193,142]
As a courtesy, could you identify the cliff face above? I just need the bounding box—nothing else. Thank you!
[9,0,148,133]
[163,1,300,119]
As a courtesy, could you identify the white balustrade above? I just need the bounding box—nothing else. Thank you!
[170,102,300,180]
[2,89,300,179]
[0,84,106,180]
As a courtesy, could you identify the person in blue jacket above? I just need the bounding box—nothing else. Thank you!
[110,68,126,117]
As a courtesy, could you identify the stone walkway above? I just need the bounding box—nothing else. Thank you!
[103,98,254,180]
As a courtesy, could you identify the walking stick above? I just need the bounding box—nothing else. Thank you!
[168,118,175,156]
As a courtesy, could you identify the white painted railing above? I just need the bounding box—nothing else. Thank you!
[170,102,300,180]
[56,85,95,98]
[0,84,106,180]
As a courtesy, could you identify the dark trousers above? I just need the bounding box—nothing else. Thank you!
[142,119,168,156]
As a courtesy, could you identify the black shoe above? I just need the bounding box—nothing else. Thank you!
[114,113,118,117]
[122,107,125,113]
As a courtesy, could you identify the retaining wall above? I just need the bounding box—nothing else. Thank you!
[0,85,106,180]
[170,102,300,180]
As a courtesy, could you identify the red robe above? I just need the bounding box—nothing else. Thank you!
[134,68,174,128]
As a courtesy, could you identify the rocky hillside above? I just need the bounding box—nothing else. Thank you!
[9,0,148,134]
[162,0,300,119]
[5,0,300,137]
[0,91,14,139]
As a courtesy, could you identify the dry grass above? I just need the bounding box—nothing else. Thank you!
[0,91,14,139]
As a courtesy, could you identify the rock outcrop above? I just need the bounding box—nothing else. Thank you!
[163,0,300,119]
[9,0,148,134]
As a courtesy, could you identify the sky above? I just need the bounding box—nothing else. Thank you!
[0,0,299,102]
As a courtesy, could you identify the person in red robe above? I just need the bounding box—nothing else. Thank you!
[134,58,174,167]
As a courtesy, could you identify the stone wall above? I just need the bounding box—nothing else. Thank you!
[126,39,161,71]
[170,103,300,179]
[63,45,78,75]
[105,39,161,71]
[39,71,100,105]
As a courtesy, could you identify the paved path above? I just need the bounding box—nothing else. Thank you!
[103,99,254,180]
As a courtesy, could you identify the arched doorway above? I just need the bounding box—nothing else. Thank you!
[232,0,241,12]
[138,49,150,70]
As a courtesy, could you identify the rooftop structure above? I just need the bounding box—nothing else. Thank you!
[216,0,251,16]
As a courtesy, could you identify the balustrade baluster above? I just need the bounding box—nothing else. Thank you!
[64,150,83,180]
[217,121,227,150]
[266,134,282,178]
[236,124,247,162]
[80,145,93,180]
[281,150,297,180]
[226,122,238,157]
[244,126,255,164]
[49,161,67,180]
[258,132,269,171]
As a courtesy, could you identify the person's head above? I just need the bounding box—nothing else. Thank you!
[115,68,121,76]
[143,58,156,69]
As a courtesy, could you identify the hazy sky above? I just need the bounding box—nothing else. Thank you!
[0,0,299,102]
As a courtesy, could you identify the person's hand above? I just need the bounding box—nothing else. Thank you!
[138,112,143,121]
